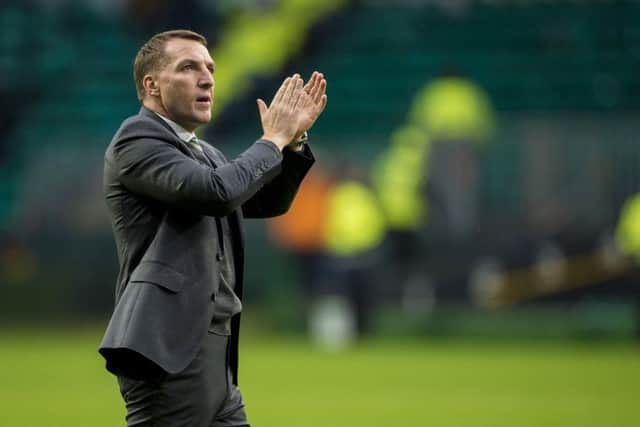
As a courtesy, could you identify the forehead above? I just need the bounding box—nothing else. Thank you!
[163,38,213,64]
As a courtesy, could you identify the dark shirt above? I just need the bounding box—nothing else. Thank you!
[208,214,242,335]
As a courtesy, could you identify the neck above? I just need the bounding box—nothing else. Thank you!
[142,99,196,132]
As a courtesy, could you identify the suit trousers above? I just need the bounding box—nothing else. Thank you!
[117,332,249,427]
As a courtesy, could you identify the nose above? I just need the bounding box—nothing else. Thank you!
[199,72,214,90]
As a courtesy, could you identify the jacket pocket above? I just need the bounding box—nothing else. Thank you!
[129,261,186,293]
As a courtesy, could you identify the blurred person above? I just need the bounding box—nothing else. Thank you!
[372,125,431,302]
[98,29,327,427]
[410,69,495,241]
[267,164,333,304]
[315,163,386,346]
[615,193,640,339]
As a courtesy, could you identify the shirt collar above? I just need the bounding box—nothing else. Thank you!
[154,112,196,143]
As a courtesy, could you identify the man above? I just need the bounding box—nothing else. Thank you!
[98,29,327,427]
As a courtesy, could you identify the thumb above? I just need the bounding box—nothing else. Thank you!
[256,99,268,120]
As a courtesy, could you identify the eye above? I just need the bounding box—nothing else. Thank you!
[182,63,194,71]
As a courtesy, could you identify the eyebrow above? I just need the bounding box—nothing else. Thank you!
[176,58,215,71]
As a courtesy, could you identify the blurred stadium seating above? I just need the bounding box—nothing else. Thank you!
[1,3,639,426]
[0,0,638,338]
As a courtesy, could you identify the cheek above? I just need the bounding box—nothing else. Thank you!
[160,83,175,102]
[162,83,189,110]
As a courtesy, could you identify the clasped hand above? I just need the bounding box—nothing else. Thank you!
[257,72,327,151]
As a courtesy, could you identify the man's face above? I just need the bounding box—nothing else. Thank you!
[152,38,215,132]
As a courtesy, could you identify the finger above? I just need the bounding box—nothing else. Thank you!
[293,75,304,104]
[291,88,306,112]
[303,72,315,93]
[308,76,320,101]
[272,76,291,107]
[304,71,319,93]
[256,98,268,120]
[281,74,298,108]
[298,90,313,111]
[306,74,319,99]
[287,76,304,108]
[318,94,327,114]
[307,73,323,103]
[313,78,326,104]
[272,77,291,107]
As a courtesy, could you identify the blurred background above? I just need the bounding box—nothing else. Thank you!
[1,0,639,426]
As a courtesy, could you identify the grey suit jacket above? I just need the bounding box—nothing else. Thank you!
[99,107,314,384]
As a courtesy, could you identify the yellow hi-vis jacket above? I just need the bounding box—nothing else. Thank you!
[326,180,386,257]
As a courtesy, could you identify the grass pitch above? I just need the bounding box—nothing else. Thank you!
[0,327,638,427]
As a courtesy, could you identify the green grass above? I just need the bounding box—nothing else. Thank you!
[1,327,639,427]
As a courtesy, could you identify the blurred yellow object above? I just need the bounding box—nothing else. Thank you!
[326,180,386,256]
[615,193,640,261]
[210,0,347,119]
[410,77,496,143]
[372,125,430,230]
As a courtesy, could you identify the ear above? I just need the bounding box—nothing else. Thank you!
[143,74,160,97]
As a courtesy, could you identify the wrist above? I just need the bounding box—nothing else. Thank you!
[295,130,309,144]
[288,131,308,151]
[261,134,290,151]
[288,142,306,152]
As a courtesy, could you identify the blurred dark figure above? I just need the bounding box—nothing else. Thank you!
[270,160,387,348]
[370,67,496,312]
[267,164,334,315]
[311,162,386,348]
[0,233,36,287]
[372,125,431,309]
[409,68,496,242]
[614,194,640,339]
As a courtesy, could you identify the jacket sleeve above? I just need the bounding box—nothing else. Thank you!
[109,136,284,217]
[241,144,315,218]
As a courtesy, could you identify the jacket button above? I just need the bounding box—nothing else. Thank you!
[216,253,223,261]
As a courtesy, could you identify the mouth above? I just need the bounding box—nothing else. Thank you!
[195,95,212,106]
